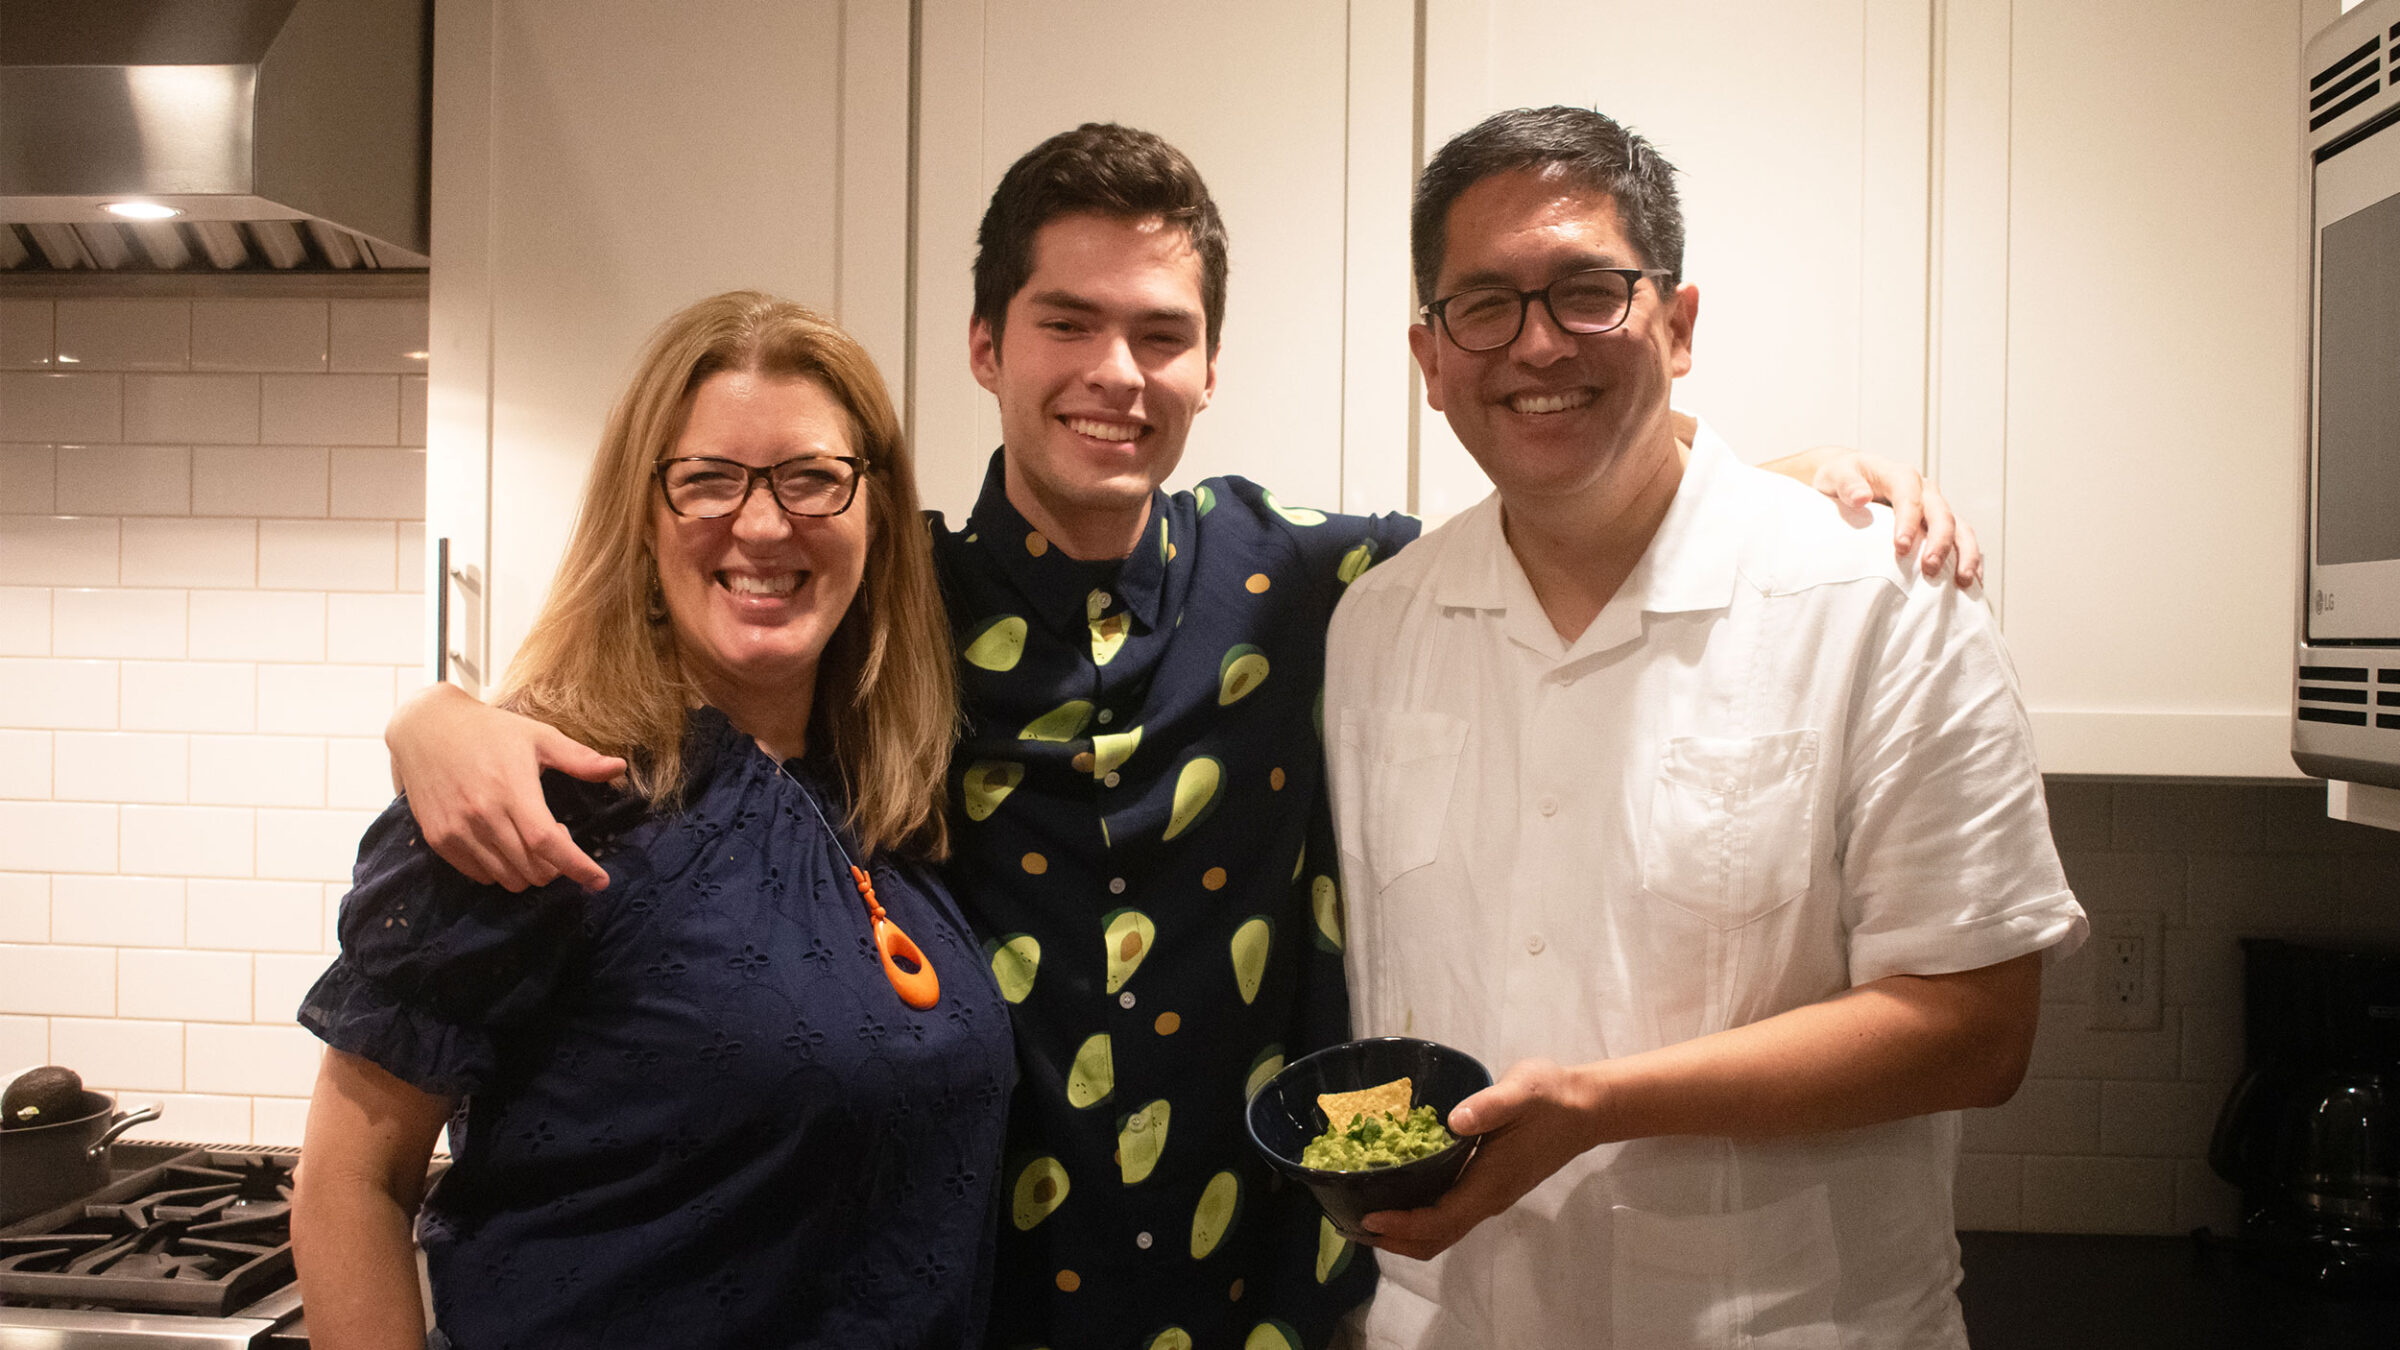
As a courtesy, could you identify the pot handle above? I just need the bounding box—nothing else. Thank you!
[86,1103,163,1160]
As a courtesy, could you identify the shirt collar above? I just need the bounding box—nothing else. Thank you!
[1434,417,1749,642]
[959,448,1169,632]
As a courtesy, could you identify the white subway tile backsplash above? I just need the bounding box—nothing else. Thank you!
[192,300,327,373]
[56,300,190,372]
[117,949,253,1022]
[186,1022,320,1096]
[2178,1003,2245,1083]
[121,660,255,733]
[0,943,116,1016]
[194,446,328,518]
[2027,1007,2183,1082]
[255,664,394,736]
[0,802,115,872]
[327,740,395,810]
[191,735,325,808]
[258,520,393,591]
[2174,1159,2241,1235]
[261,375,397,446]
[1962,1079,2102,1155]
[0,373,121,442]
[52,588,187,659]
[188,591,324,662]
[396,524,424,592]
[329,300,428,374]
[399,375,427,448]
[52,875,184,947]
[0,587,49,656]
[0,444,56,511]
[120,805,254,878]
[123,374,260,444]
[2020,1156,2177,1234]
[52,732,188,805]
[2098,1079,2231,1159]
[120,1092,250,1145]
[0,516,118,585]
[327,593,422,666]
[329,448,425,520]
[55,445,191,516]
[50,1017,182,1089]
[187,879,319,951]
[0,731,49,798]
[0,1015,46,1071]
[1954,1154,2023,1231]
[251,1094,311,1146]
[255,952,332,1022]
[0,658,119,729]
[121,518,254,588]
[258,808,376,882]
[0,300,53,369]
[0,873,46,942]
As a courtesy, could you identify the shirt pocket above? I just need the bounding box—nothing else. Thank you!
[1335,708,1470,891]
[1640,729,1820,931]
[1609,1186,1842,1350]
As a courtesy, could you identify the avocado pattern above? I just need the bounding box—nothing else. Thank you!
[1243,1046,1285,1101]
[1067,1032,1114,1108]
[1314,1215,1354,1283]
[1091,610,1132,666]
[986,932,1041,1002]
[1118,1099,1171,1184]
[1261,489,1327,527]
[1245,1320,1304,1350]
[1020,699,1093,742]
[1091,726,1143,779]
[1217,644,1269,705]
[1310,876,1343,951]
[1012,1155,1070,1231]
[962,760,1024,822]
[1102,909,1155,993]
[1161,756,1223,841]
[1190,1169,1243,1259]
[1144,1329,1193,1350]
[1337,539,1377,583]
[963,614,1028,671]
[1230,917,1272,1005]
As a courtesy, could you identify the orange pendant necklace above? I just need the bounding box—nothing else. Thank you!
[781,760,941,1010]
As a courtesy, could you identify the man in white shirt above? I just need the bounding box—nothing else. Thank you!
[1323,106,2087,1349]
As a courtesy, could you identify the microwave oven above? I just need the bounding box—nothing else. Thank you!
[2293,0,2400,786]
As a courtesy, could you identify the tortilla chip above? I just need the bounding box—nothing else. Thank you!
[1317,1076,1412,1130]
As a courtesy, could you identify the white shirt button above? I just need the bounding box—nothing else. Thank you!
[1096,592,1114,611]
[1104,772,1121,788]
[1135,1230,1153,1250]
[1109,877,1127,894]
[1119,990,1137,1009]
[1526,934,1547,955]
[1097,709,1115,724]
[1537,796,1559,817]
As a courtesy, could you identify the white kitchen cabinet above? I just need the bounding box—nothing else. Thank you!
[1936,0,2307,776]
[427,0,909,691]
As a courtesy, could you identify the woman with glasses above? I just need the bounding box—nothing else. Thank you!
[291,292,1013,1350]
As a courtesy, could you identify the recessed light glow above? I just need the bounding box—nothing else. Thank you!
[403,350,430,362]
[103,202,182,221]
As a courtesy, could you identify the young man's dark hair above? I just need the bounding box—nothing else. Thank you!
[973,122,1231,354]
[1410,105,1686,310]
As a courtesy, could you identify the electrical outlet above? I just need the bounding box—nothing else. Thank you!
[2088,911,2164,1031]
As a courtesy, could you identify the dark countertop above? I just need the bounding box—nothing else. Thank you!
[1959,1231,2400,1350]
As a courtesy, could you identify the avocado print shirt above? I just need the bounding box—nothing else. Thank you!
[934,451,1418,1350]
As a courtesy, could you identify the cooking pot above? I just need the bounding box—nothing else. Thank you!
[0,1090,160,1227]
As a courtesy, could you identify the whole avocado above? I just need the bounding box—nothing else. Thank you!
[3,1065,84,1129]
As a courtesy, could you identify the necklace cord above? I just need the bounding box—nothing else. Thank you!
[777,755,941,1009]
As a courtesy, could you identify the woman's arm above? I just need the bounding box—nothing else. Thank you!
[293,1049,456,1350]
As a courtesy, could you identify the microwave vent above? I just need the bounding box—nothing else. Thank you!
[2310,36,2383,132]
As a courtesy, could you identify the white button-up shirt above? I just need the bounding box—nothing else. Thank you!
[1325,424,2085,1350]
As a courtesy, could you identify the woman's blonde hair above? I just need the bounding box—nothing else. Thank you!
[498,291,955,859]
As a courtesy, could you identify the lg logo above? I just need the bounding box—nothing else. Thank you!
[2316,589,2338,614]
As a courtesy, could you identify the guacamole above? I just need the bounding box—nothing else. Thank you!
[1301,1104,1456,1171]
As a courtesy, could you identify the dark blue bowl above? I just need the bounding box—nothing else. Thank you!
[1245,1036,1491,1239]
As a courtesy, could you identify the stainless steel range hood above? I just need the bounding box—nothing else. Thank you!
[0,0,430,272]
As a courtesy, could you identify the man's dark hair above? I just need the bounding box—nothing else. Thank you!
[1411,106,1685,310]
[973,123,1230,355]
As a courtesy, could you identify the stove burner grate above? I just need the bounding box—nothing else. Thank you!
[0,1150,296,1316]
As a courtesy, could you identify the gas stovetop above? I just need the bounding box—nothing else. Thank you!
[0,1143,308,1349]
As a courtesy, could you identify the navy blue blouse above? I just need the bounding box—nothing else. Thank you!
[933,454,1418,1350]
[299,708,1016,1350]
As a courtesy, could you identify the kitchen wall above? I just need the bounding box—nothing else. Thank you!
[0,292,426,1146]
[1960,778,2400,1234]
